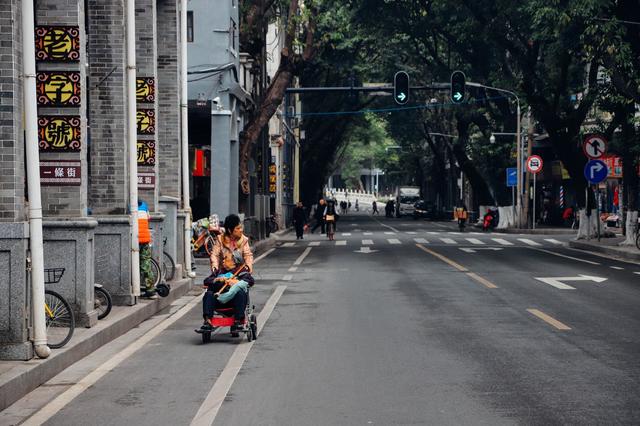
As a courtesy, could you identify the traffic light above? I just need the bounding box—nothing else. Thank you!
[450,71,466,104]
[394,71,410,105]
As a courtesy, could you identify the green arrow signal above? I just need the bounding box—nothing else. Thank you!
[397,92,406,101]
[453,92,462,101]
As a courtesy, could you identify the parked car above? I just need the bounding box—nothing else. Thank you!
[413,200,434,220]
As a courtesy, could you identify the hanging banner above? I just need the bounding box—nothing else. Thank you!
[35,26,80,61]
[38,116,81,151]
[268,163,277,195]
[36,72,81,107]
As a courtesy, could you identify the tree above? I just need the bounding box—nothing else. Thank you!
[238,0,317,196]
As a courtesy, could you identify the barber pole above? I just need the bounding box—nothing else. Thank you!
[559,186,565,209]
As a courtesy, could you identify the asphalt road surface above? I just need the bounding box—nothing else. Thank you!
[5,215,640,425]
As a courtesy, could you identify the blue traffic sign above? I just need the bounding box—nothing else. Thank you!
[584,159,608,184]
[506,167,517,187]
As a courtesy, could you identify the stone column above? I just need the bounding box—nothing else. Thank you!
[211,110,232,218]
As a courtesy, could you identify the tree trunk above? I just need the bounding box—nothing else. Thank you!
[576,209,599,240]
[619,104,639,246]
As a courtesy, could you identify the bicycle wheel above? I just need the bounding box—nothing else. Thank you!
[149,258,161,287]
[204,235,215,255]
[94,286,112,320]
[45,290,75,349]
[162,251,176,281]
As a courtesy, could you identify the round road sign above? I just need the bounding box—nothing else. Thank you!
[583,134,608,159]
[584,159,608,185]
[526,155,543,174]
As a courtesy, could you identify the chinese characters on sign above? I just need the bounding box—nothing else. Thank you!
[35,26,80,61]
[37,72,81,107]
[136,78,155,103]
[137,140,156,166]
[268,163,277,196]
[38,116,81,151]
[138,170,155,189]
[136,109,156,135]
[40,160,81,186]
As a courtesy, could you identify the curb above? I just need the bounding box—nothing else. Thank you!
[0,276,193,411]
[568,240,640,263]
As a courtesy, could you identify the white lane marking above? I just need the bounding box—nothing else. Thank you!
[362,239,374,245]
[308,241,320,247]
[440,238,457,244]
[191,286,287,426]
[535,275,606,290]
[492,238,513,246]
[336,240,347,246]
[363,232,373,236]
[544,239,563,245]
[24,294,203,426]
[282,274,293,281]
[414,238,429,244]
[283,242,295,247]
[470,232,483,235]
[465,238,485,245]
[254,248,275,263]
[374,219,400,233]
[610,266,624,270]
[341,233,352,236]
[534,277,576,290]
[294,247,312,265]
[288,267,298,272]
[518,238,541,246]
[635,272,640,275]
[427,232,440,235]
[406,231,417,235]
[388,239,402,245]
[449,232,462,235]
[384,232,395,235]
[531,248,600,265]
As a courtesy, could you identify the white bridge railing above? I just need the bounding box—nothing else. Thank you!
[324,187,382,207]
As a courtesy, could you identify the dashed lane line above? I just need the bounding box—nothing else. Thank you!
[341,233,352,236]
[527,309,571,331]
[440,238,457,244]
[362,239,374,245]
[308,241,320,247]
[283,242,295,247]
[388,239,402,245]
[531,248,600,265]
[413,238,429,244]
[465,238,485,245]
[294,247,313,265]
[544,239,563,245]
[335,240,347,246]
[610,266,624,270]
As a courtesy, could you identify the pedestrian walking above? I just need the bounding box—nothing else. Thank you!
[372,200,379,215]
[293,201,307,240]
[137,199,157,299]
[355,199,359,211]
[311,198,326,234]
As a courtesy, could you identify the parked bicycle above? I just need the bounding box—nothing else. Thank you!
[191,217,216,257]
[94,283,112,320]
[162,237,176,281]
[43,268,75,349]
[266,214,279,237]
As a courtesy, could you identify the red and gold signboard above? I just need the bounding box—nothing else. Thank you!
[38,116,81,151]
[40,160,81,186]
[137,140,156,166]
[136,109,155,135]
[602,155,622,178]
[35,26,80,62]
[268,163,277,194]
[37,72,81,106]
[136,78,155,103]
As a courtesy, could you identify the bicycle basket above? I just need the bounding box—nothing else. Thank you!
[44,268,65,284]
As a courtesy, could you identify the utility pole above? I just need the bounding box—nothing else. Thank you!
[523,108,534,228]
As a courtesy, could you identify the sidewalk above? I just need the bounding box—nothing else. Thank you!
[569,236,640,263]
[0,236,277,412]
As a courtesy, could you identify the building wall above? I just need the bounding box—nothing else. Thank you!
[156,0,181,199]
[0,0,25,222]
[87,0,128,214]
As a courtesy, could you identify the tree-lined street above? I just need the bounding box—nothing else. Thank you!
[5,215,640,425]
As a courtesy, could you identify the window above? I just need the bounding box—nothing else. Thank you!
[187,11,194,42]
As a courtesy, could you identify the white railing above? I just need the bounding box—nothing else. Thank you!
[323,187,382,207]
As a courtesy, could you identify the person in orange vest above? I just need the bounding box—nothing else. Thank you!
[138,200,156,298]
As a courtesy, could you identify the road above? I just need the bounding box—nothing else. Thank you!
[4,215,640,425]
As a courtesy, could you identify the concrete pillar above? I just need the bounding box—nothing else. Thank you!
[211,110,232,218]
